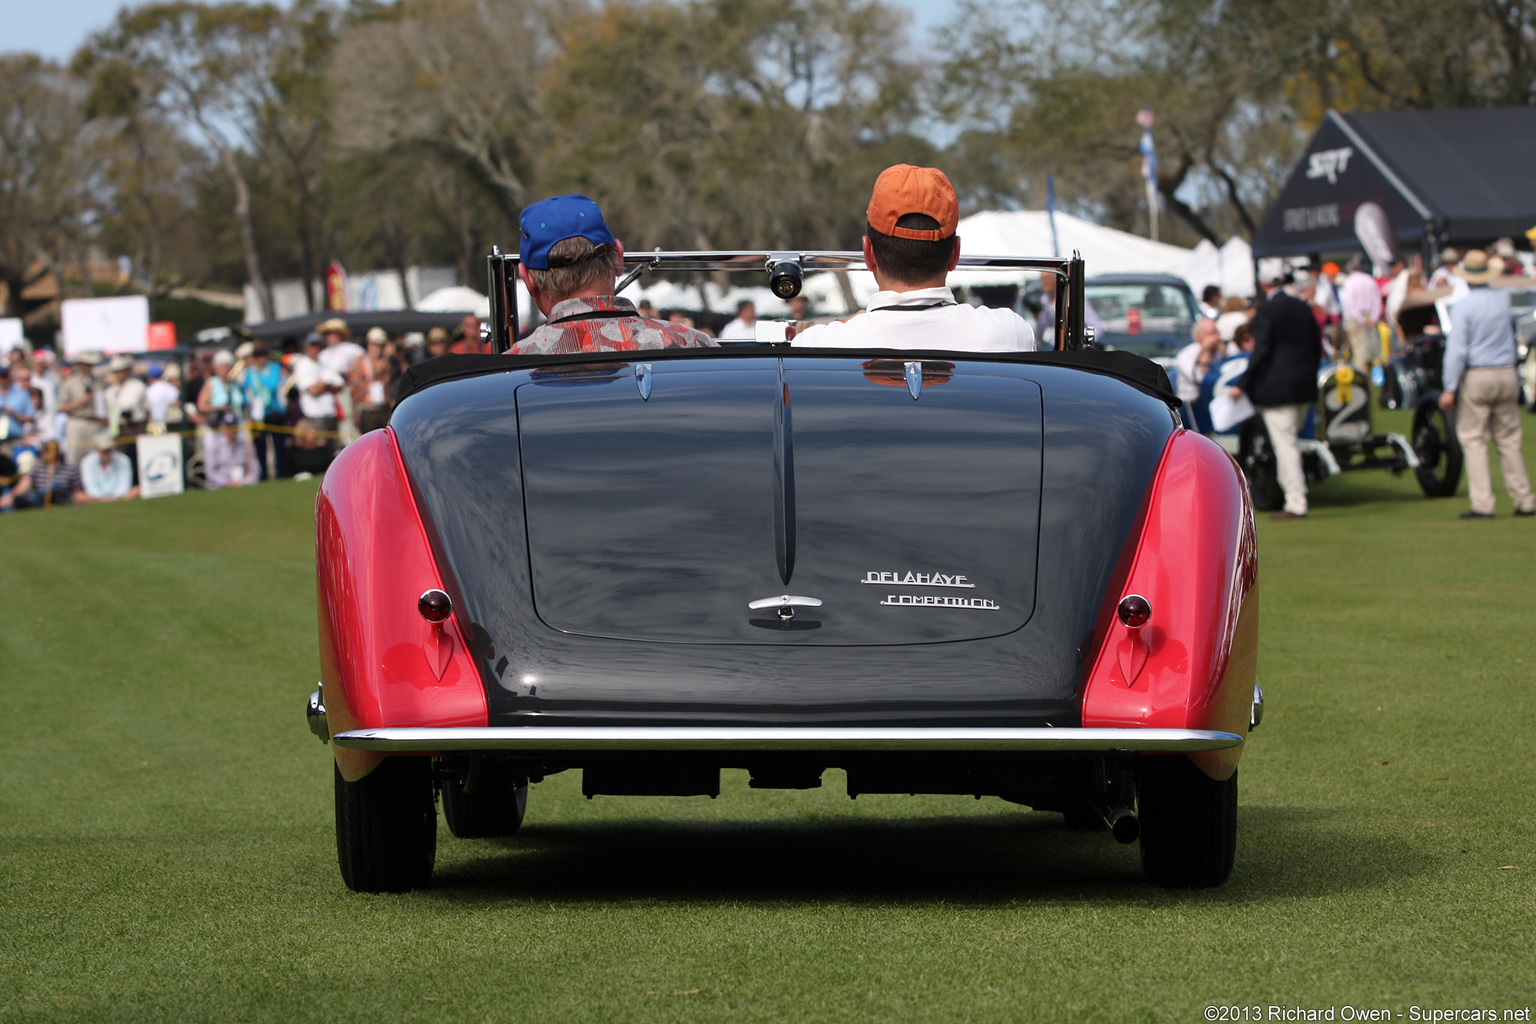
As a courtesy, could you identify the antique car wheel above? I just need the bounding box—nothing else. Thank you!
[1411,396,1462,498]
[1237,420,1283,511]
[440,758,528,839]
[1138,756,1237,888]
[334,758,437,893]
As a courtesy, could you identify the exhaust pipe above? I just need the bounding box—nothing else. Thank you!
[1103,804,1139,844]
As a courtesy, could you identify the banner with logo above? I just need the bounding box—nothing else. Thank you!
[135,434,185,499]
[1251,113,1421,258]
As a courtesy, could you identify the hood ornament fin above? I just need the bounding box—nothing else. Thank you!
[634,363,653,401]
[904,360,922,400]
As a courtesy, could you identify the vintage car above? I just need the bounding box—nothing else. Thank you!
[1188,283,1466,508]
[306,251,1262,893]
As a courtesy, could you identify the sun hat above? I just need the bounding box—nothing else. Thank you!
[1456,249,1499,284]
[71,351,102,367]
[107,354,134,372]
[316,317,351,339]
[1439,247,1461,264]
[366,326,388,345]
[519,194,615,270]
[426,327,450,346]
[212,350,234,368]
[865,165,959,240]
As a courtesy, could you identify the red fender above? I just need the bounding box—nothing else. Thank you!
[316,429,488,781]
[1080,429,1259,780]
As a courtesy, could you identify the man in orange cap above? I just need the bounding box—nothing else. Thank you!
[794,165,1036,351]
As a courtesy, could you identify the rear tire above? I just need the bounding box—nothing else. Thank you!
[440,757,528,839]
[1138,756,1236,888]
[1238,420,1283,511]
[1412,396,1462,497]
[335,758,437,893]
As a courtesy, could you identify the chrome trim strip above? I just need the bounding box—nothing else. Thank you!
[332,726,1244,753]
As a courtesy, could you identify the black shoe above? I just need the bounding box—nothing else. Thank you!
[1460,510,1495,519]
[1516,507,1535,517]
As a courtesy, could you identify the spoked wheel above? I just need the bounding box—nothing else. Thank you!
[335,757,437,893]
[1521,350,1536,412]
[1138,756,1237,888]
[1411,396,1463,497]
[1238,419,1283,511]
[440,756,528,839]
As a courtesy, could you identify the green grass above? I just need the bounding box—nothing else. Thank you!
[2,409,1534,1022]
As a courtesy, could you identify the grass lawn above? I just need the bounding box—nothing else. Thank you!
[2,408,1533,1022]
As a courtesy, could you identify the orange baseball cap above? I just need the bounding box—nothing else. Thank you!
[866,164,959,241]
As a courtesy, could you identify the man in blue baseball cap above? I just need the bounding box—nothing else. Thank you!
[512,194,716,355]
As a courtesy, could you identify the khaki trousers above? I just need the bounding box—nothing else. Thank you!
[1456,368,1534,514]
[1261,403,1310,516]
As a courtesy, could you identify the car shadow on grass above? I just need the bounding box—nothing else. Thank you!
[424,804,1428,905]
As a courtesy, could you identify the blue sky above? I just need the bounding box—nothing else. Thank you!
[3,0,961,62]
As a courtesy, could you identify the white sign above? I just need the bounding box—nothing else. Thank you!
[135,434,185,499]
[1305,147,1354,185]
[0,318,23,355]
[60,295,151,358]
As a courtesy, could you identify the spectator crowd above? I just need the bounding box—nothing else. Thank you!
[2,315,481,512]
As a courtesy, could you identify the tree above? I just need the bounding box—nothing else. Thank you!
[0,55,99,320]
[539,0,930,252]
[328,0,550,220]
[76,2,334,317]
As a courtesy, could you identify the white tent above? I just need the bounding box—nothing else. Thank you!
[1173,236,1256,299]
[947,210,1198,286]
[418,282,534,324]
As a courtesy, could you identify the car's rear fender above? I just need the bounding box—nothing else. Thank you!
[316,428,488,781]
[1079,428,1258,781]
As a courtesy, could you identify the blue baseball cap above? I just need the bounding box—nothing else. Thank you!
[519,194,615,270]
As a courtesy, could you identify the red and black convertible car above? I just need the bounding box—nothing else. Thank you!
[306,251,1262,892]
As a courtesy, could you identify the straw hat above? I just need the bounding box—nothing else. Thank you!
[1456,250,1499,284]
[316,317,351,340]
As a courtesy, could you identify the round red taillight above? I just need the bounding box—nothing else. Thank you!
[418,589,452,623]
[1116,594,1151,629]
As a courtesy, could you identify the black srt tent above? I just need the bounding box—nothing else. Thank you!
[1251,107,1536,258]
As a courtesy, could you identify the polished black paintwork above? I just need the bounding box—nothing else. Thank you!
[389,354,1175,728]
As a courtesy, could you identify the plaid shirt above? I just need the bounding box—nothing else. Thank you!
[512,296,717,355]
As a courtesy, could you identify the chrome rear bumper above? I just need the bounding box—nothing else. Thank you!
[331,726,1243,753]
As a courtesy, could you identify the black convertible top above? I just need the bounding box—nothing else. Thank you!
[396,346,1179,408]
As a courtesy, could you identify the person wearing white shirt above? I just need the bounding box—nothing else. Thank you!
[718,300,758,340]
[291,337,345,420]
[794,165,1036,353]
[145,364,180,423]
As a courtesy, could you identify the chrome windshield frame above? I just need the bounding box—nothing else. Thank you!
[487,250,1087,354]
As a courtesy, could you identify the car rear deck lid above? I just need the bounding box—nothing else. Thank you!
[515,363,1042,645]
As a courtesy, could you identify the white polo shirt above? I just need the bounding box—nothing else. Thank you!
[793,287,1036,352]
